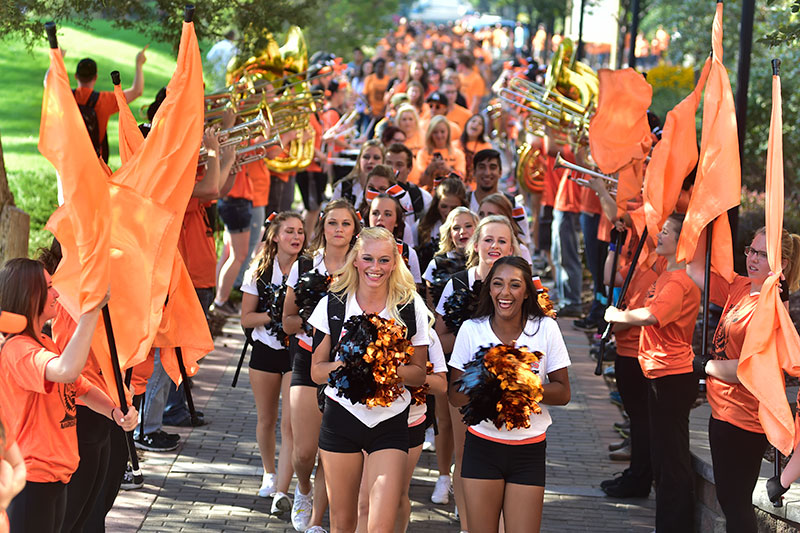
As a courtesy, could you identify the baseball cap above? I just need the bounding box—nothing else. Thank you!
[0,309,26,334]
[426,91,447,106]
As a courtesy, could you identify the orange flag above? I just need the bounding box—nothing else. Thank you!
[112,82,144,164]
[40,48,111,314]
[737,64,800,455]
[676,2,740,281]
[588,68,653,217]
[643,58,710,240]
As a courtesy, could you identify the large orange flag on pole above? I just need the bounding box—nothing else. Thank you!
[643,58,710,240]
[737,60,800,456]
[676,2,740,282]
[40,39,110,315]
[588,68,653,218]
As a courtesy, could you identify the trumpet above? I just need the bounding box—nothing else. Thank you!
[235,134,285,166]
[554,152,618,195]
[198,110,272,163]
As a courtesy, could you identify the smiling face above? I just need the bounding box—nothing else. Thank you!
[369,197,398,233]
[324,208,356,249]
[437,194,462,221]
[489,264,528,322]
[407,85,422,104]
[475,157,501,192]
[655,217,680,257]
[477,222,513,267]
[359,146,383,175]
[354,238,396,289]
[431,122,449,149]
[411,62,425,81]
[40,270,59,325]
[450,213,476,250]
[274,217,304,256]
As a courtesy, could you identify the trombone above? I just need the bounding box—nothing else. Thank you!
[554,152,618,195]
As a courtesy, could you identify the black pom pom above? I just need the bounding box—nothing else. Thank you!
[443,284,479,333]
[328,315,378,404]
[295,271,331,336]
[429,254,466,307]
[455,346,502,426]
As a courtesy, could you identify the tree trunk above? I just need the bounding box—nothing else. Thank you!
[0,129,30,262]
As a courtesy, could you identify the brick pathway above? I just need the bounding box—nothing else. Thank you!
[107,320,655,532]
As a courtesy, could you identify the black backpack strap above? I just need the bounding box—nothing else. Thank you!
[86,90,100,108]
[402,183,425,219]
[326,291,347,358]
[452,270,470,291]
[503,191,516,206]
[341,180,356,206]
[398,299,417,340]
[297,254,314,276]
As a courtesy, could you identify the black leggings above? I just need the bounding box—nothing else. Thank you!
[615,356,651,485]
[7,480,67,533]
[648,372,698,533]
[708,416,768,533]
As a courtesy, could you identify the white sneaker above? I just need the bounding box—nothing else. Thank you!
[431,474,451,504]
[271,491,292,516]
[291,485,312,531]
[422,426,436,452]
[305,527,327,533]
[258,472,276,498]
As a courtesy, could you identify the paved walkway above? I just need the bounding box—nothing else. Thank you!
[107,319,655,532]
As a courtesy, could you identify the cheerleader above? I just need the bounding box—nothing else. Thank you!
[604,214,701,533]
[432,215,519,530]
[282,200,361,533]
[308,227,431,533]
[240,212,305,514]
[331,140,385,209]
[687,227,800,530]
[478,193,533,262]
[423,206,478,319]
[366,193,422,284]
[449,256,571,533]
[416,177,469,270]
[358,165,416,247]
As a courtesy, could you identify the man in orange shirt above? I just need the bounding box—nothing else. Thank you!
[71,50,147,162]
[456,53,485,113]
[440,79,472,129]
[363,58,390,123]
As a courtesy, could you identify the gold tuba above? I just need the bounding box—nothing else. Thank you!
[516,143,546,195]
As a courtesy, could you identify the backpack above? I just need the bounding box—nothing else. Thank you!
[400,182,425,220]
[339,179,357,207]
[73,90,109,162]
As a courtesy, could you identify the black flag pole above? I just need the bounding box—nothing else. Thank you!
[231,331,252,387]
[597,227,649,375]
[595,228,626,375]
[175,347,200,425]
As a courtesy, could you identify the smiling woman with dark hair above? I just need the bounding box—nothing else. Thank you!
[448,256,571,533]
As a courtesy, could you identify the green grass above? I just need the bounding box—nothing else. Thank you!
[0,19,214,254]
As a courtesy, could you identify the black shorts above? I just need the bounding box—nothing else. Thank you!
[249,340,292,374]
[319,397,410,454]
[296,171,327,211]
[408,416,427,449]
[461,431,546,486]
[217,197,253,233]
[290,342,316,387]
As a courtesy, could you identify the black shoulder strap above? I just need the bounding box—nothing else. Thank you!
[404,183,425,218]
[87,90,100,108]
[400,241,409,261]
[297,254,314,276]
[398,299,417,340]
[452,270,470,291]
[341,179,356,206]
[327,291,347,349]
[503,191,515,206]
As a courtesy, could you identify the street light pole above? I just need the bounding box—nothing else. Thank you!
[731,0,755,245]
[627,0,641,68]
[577,0,587,61]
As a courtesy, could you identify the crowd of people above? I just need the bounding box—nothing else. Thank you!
[1,15,800,533]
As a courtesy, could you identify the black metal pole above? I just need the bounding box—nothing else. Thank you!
[774,448,784,507]
[101,305,142,477]
[577,0,587,62]
[595,229,626,375]
[231,336,251,387]
[175,347,200,425]
[597,226,650,376]
[627,0,641,68]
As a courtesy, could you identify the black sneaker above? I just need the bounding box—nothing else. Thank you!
[557,304,583,317]
[767,475,789,505]
[572,317,599,331]
[135,430,180,452]
[600,469,630,489]
[120,463,144,490]
[603,478,650,498]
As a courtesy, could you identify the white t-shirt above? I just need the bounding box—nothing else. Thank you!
[240,257,287,350]
[449,317,571,441]
[406,246,422,284]
[331,179,365,209]
[435,266,478,316]
[409,328,447,425]
[308,292,432,428]
[286,251,328,349]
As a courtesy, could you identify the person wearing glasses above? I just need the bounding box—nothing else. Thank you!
[687,226,800,532]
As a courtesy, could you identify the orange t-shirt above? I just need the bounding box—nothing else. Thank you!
[179,197,217,289]
[227,167,253,200]
[542,155,561,207]
[245,159,271,208]
[411,146,467,185]
[403,129,424,157]
[707,273,762,433]
[459,68,486,112]
[615,261,659,358]
[72,88,119,142]
[322,107,345,155]
[638,268,701,378]
[420,117,463,143]
[460,139,492,183]
[447,104,472,129]
[306,112,324,173]
[554,170,582,213]
[0,334,92,483]
[364,74,390,118]
[580,186,602,215]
